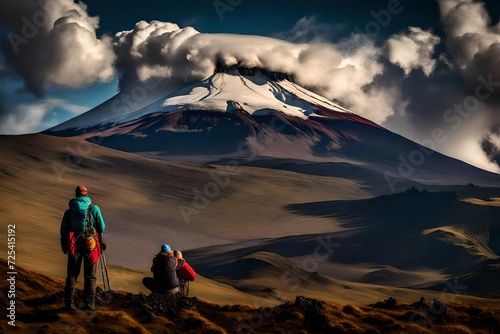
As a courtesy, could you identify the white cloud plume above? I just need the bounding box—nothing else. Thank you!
[438,0,500,69]
[385,27,441,76]
[0,98,87,134]
[481,129,500,167]
[438,0,500,87]
[113,21,403,124]
[0,0,115,96]
[437,0,500,171]
[438,112,500,173]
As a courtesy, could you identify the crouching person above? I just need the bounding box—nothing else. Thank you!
[173,249,197,296]
[143,244,183,294]
[173,250,197,281]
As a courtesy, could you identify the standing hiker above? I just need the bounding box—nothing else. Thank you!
[143,244,183,294]
[60,185,106,311]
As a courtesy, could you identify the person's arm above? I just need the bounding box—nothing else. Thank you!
[151,256,157,273]
[92,205,105,233]
[60,210,70,254]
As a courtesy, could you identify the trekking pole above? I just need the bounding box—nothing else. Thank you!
[99,233,111,291]
[100,255,107,291]
[101,250,111,291]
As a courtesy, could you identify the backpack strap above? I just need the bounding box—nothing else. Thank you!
[85,202,95,231]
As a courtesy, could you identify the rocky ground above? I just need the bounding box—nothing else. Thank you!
[2,259,499,334]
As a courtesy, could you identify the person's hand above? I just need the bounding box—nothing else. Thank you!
[60,236,68,255]
[101,242,107,251]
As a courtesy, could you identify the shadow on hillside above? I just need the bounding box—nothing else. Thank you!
[286,188,500,276]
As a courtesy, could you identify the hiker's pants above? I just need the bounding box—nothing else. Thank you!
[65,250,97,298]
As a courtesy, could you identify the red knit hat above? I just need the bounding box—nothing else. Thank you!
[75,185,88,197]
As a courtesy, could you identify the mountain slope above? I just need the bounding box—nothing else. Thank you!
[45,66,500,188]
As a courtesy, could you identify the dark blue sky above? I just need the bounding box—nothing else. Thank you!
[87,0,442,38]
[83,0,499,39]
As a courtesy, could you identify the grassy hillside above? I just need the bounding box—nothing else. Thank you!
[2,259,500,334]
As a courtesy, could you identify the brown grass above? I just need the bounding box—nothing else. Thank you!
[2,257,499,334]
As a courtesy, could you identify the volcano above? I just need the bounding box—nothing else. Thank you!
[46,66,500,188]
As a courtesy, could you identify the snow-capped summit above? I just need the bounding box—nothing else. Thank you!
[49,65,358,132]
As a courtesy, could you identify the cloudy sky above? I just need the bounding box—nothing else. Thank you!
[1,0,500,172]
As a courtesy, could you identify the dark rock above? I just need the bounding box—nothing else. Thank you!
[230,305,242,312]
[372,296,397,309]
[342,305,357,314]
[275,310,297,322]
[412,296,429,308]
[431,299,447,321]
[295,296,331,332]
[178,296,197,310]
[136,303,156,322]
[384,297,397,308]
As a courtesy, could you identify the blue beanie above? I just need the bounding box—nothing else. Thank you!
[161,244,171,252]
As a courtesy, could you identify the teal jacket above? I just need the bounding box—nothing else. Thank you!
[60,196,105,235]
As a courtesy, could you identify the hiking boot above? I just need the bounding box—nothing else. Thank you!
[83,293,96,311]
[83,277,97,311]
[64,287,77,311]
[65,303,78,311]
[82,302,96,311]
[65,303,77,311]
